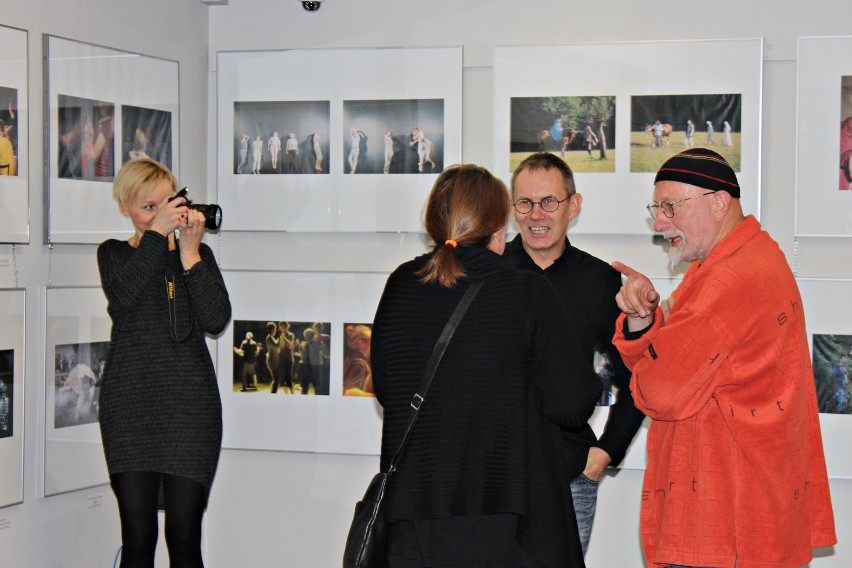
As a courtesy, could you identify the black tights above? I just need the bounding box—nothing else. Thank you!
[110,472,206,568]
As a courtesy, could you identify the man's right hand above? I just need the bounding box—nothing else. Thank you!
[612,261,660,332]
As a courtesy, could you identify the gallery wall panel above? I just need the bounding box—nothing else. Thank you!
[44,35,179,244]
[493,38,763,236]
[44,286,111,496]
[796,35,852,238]
[0,288,25,508]
[0,25,29,244]
[218,270,387,455]
[216,46,463,232]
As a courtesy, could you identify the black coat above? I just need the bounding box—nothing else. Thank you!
[372,245,601,568]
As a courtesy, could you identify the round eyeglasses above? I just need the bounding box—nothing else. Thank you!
[646,192,714,219]
[513,196,569,215]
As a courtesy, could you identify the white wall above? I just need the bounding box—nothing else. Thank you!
[0,1,210,566]
[0,0,849,566]
[205,2,852,567]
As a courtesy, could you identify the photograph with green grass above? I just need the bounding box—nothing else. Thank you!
[510,95,616,173]
[630,93,741,173]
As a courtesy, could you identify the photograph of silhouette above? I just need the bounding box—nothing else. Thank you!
[53,341,110,429]
[510,96,616,173]
[342,323,374,397]
[121,104,172,168]
[630,93,742,172]
[813,334,852,415]
[57,94,115,181]
[342,98,444,174]
[0,349,13,439]
[0,86,19,177]
[232,100,329,175]
[232,319,331,395]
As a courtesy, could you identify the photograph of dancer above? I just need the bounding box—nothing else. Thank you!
[342,98,444,174]
[232,320,330,395]
[232,100,329,175]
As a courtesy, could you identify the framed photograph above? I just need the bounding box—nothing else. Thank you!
[44,35,179,244]
[0,288,25,508]
[812,334,851,415]
[216,46,463,232]
[44,286,111,496]
[218,271,388,455]
[798,278,852,479]
[796,36,852,237]
[493,39,763,236]
[0,25,29,243]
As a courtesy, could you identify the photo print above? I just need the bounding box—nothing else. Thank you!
[0,349,13,438]
[342,98,444,175]
[839,75,852,190]
[0,86,19,177]
[630,93,742,173]
[121,104,172,168]
[56,95,116,181]
[53,341,110,429]
[233,100,330,175]
[813,334,852,415]
[342,323,374,397]
[232,319,331,395]
[593,348,615,407]
[510,96,616,173]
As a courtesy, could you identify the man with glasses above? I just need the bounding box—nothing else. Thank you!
[504,152,646,555]
[612,148,836,568]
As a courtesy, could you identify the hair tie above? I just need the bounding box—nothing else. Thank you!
[444,239,458,248]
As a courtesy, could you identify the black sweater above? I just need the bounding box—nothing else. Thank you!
[97,231,231,501]
[504,234,646,478]
[372,246,601,568]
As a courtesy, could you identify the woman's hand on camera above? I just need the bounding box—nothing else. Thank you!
[150,194,189,237]
[178,208,204,270]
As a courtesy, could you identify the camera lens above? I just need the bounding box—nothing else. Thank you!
[190,204,223,231]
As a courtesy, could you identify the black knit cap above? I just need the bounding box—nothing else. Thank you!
[654,148,740,198]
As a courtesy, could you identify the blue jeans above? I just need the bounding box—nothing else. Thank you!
[570,473,599,555]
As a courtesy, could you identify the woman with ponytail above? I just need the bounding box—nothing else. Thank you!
[371,164,601,567]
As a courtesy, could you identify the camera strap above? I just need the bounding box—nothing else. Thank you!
[165,275,194,343]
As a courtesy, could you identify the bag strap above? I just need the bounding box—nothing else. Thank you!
[386,279,483,475]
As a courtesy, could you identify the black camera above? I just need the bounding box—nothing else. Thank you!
[170,187,222,231]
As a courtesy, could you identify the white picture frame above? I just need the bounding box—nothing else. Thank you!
[799,278,852,479]
[795,35,852,237]
[44,35,179,244]
[216,46,463,232]
[0,25,29,243]
[493,39,763,236]
[218,271,387,455]
[44,286,111,496]
[0,288,25,508]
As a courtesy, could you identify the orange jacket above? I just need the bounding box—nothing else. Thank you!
[614,216,836,568]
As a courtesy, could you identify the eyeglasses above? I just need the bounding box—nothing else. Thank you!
[513,196,570,215]
[646,192,714,219]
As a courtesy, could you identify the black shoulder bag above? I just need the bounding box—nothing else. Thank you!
[342,280,483,568]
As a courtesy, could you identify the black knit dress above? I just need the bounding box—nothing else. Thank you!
[372,246,602,568]
[97,231,231,504]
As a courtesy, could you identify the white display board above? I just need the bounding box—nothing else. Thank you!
[795,36,852,237]
[44,286,111,496]
[799,278,852,479]
[44,35,179,244]
[216,46,463,232]
[0,289,25,508]
[218,270,387,454]
[493,39,763,235]
[0,25,29,243]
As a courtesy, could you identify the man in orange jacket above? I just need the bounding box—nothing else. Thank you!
[612,148,836,568]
